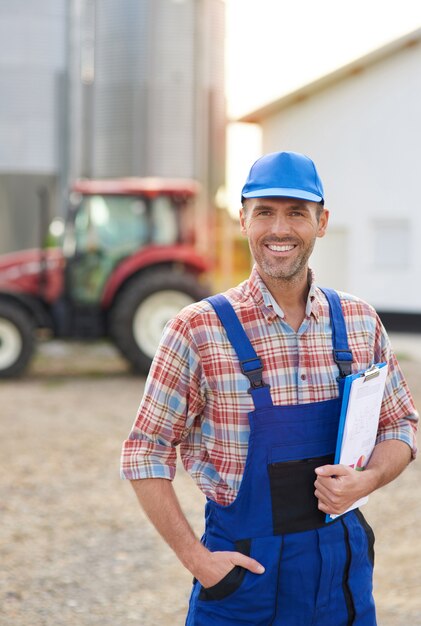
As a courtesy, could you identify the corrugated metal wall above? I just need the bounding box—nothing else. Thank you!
[92,0,150,177]
[0,0,225,253]
[0,0,67,252]
[145,0,196,178]
[72,0,225,196]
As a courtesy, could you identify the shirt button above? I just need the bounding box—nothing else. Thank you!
[301,374,307,381]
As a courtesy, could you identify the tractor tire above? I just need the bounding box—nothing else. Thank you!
[109,270,209,374]
[0,301,35,378]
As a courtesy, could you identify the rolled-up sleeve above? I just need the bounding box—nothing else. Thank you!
[374,318,418,458]
[120,314,205,480]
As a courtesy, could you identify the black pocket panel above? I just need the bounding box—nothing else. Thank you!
[354,509,375,566]
[268,454,334,534]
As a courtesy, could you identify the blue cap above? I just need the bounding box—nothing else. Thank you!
[241,151,324,203]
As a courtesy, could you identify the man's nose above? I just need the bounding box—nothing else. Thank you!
[270,214,292,235]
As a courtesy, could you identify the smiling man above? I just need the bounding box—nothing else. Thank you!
[121,151,418,625]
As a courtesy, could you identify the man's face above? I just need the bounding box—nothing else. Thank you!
[240,197,329,283]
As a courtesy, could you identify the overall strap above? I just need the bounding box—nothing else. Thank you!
[319,287,353,378]
[206,295,273,409]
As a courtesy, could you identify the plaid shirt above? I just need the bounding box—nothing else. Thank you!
[121,267,418,505]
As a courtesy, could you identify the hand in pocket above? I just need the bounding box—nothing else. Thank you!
[196,549,265,590]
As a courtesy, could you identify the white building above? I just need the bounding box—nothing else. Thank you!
[240,29,421,330]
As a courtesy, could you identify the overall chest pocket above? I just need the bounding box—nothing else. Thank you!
[268,453,334,534]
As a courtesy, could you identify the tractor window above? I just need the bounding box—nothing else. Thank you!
[150,196,179,245]
[70,195,150,304]
[75,195,149,258]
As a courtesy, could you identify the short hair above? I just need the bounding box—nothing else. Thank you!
[241,197,325,220]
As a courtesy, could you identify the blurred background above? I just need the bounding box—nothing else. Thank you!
[1,1,420,625]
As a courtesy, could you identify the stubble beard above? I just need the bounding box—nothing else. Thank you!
[251,238,316,285]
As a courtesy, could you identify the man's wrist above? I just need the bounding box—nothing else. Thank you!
[358,464,382,496]
[179,539,210,576]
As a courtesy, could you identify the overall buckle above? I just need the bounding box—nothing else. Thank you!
[240,358,269,391]
[333,349,353,377]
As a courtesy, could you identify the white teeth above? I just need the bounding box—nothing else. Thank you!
[267,244,295,252]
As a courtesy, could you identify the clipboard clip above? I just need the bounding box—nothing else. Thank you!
[362,364,381,382]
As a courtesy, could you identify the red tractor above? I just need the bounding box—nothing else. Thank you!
[0,178,210,377]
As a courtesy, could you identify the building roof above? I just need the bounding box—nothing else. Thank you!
[239,27,421,123]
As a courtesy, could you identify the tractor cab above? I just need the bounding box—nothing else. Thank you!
[63,178,198,305]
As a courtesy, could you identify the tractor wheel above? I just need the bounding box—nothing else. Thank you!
[109,270,208,374]
[0,301,35,377]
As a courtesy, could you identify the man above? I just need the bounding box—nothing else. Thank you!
[121,151,418,625]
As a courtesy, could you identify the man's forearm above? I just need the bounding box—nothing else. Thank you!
[130,477,206,573]
[130,477,265,588]
[363,438,412,492]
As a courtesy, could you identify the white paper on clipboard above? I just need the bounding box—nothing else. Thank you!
[327,362,388,521]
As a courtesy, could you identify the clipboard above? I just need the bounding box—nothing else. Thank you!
[326,362,388,522]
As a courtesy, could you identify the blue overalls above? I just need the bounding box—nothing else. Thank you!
[186,289,376,626]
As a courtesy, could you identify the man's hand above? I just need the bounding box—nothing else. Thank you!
[192,547,265,589]
[314,463,369,516]
[314,440,412,516]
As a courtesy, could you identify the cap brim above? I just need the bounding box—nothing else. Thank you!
[242,187,323,202]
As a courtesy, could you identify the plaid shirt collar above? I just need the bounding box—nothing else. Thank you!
[246,265,321,323]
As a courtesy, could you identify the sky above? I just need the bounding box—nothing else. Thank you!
[224,0,421,213]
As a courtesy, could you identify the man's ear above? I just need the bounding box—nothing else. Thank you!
[239,208,247,235]
[317,209,329,238]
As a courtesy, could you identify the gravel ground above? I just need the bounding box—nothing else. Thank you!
[1,336,420,626]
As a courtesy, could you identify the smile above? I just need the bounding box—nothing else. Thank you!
[266,244,296,252]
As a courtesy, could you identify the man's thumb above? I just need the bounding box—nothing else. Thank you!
[235,553,265,574]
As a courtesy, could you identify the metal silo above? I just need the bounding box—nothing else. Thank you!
[70,0,226,207]
[0,0,68,252]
